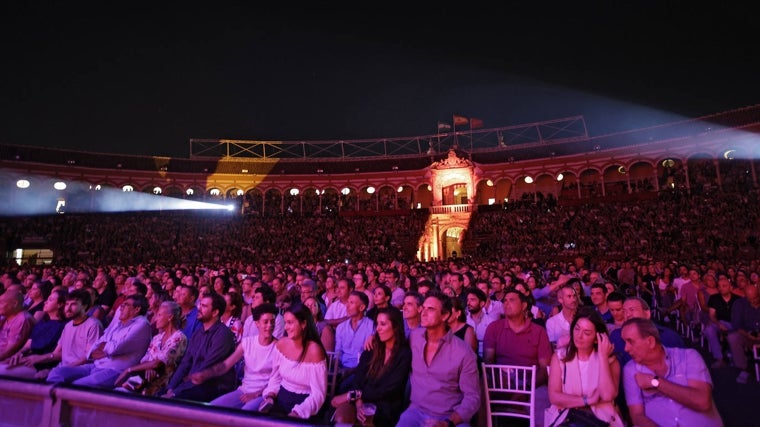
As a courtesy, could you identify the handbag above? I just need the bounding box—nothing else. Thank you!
[548,407,610,427]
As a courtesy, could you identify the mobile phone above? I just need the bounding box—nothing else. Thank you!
[259,398,274,412]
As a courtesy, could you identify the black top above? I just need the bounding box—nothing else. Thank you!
[354,343,412,426]
[708,293,741,323]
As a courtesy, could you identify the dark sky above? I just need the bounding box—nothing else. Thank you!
[1,3,757,158]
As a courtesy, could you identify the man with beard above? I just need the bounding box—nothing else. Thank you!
[464,287,495,359]
[164,292,236,401]
[3,289,102,379]
[47,294,151,389]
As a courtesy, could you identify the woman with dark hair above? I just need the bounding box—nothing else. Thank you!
[26,280,54,322]
[331,307,412,426]
[255,304,327,420]
[93,273,118,314]
[303,295,335,352]
[147,289,171,332]
[447,296,478,354]
[547,306,624,427]
[222,291,244,343]
[366,284,392,323]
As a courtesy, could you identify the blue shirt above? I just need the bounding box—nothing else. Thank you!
[182,306,201,340]
[335,316,375,368]
[623,347,723,427]
[611,323,686,367]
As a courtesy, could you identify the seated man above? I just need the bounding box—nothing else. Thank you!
[622,317,723,427]
[610,295,686,424]
[590,282,613,323]
[47,294,152,389]
[0,289,34,363]
[397,291,480,427]
[1,289,102,379]
[728,282,760,383]
[483,289,552,426]
[611,296,686,367]
[335,291,374,392]
[163,292,237,402]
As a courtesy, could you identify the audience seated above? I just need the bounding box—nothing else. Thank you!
[4,189,760,426]
[0,288,66,378]
[250,304,327,420]
[201,303,279,410]
[163,292,236,401]
[47,294,152,389]
[331,307,412,426]
[114,301,187,396]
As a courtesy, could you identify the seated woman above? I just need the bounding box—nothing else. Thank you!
[365,284,392,323]
[0,288,67,379]
[221,291,244,344]
[192,303,279,409]
[114,301,187,396]
[447,296,478,355]
[252,304,327,420]
[303,296,335,352]
[26,280,54,322]
[547,306,624,427]
[331,307,412,426]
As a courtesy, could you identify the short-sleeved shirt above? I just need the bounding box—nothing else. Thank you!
[623,347,723,427]
[324,299,348,321]
[0,311,34,358]
[545,311,570,344]
[59,317,103,367]
[483,319,552,366]
[707,293,739,323]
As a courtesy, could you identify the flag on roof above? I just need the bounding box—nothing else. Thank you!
[453,115,469,126]
[470,117,484,129]
[437,121,452,132]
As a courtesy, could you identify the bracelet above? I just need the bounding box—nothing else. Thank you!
[582,395,589,406]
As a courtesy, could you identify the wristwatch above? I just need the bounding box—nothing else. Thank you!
[650,375,660,388]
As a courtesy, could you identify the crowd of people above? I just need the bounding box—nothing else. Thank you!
[1,188,760,426]
[1,255,754,426]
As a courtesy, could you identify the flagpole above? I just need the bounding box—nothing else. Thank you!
[452,114,458,150]
[469,118,473,152]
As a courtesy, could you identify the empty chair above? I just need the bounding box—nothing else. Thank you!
[482,363,537,427]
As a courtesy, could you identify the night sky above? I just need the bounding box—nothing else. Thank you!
[1,3,757,158]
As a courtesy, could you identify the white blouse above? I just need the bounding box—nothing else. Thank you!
[262,346,327,419]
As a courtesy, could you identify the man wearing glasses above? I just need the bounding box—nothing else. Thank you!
[47,294,152,389]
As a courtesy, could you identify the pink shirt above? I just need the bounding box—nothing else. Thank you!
[0,311,34,360]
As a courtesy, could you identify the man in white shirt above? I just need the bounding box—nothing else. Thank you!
[545,285,578,354]
[325,278,354,328]
[1,289,102,379]
[242,285,284,339]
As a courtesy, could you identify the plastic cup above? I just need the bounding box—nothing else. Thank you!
[361,403,377,426]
